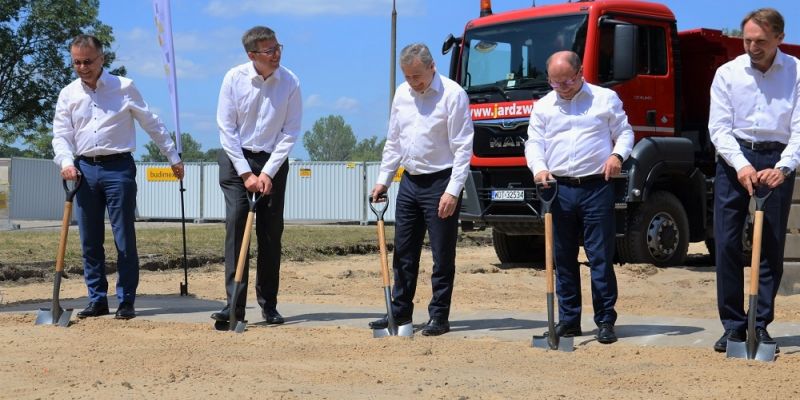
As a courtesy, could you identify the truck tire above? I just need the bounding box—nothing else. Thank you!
[492,231,544,264]
[704,215,753,266]
[623,191,689,266]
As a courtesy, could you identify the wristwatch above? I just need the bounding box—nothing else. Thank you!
[611,153,623,163]
[779,166,793,178]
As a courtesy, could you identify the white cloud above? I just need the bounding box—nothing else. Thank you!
[304,94,324,108]
[334,97,359,112]
[204,0,425,18]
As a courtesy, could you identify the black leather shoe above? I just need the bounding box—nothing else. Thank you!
[210,306,245,322]
[76,302,109,318]
[368,314,412,329]
[262,308,285,325]
[756,327,780,354]
[114,302,136,320]
[597,323,617,344]
[545,322,582,337]
[421,318,450,336]
[713,329,746,352]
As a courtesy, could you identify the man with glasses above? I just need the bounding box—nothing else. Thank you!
[212,26,301,325]
[525,50,633,344]
[52,34,184,320]
[709,8,800,354]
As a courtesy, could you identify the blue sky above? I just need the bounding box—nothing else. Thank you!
[97,0,800,161]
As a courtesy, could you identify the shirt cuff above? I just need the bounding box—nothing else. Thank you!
[731,154,751,172]
[60,159,74,170]
[445,181,463,197]
[377,171,394,187]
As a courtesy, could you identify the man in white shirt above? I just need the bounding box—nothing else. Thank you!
[525,51,633,344]
[369,43,473,336]
[212,26,302,325]
[709,8,800,354]
[51,34,184,320]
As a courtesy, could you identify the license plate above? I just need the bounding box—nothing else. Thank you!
[491,190,525,201]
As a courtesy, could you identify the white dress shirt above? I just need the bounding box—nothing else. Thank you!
[709,49,800,172]
[52,70,180,169]
[525,82,634,177]
[377,73,474,196]
[217,63,302,178]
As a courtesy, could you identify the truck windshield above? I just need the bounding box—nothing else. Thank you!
[460,14,588,99]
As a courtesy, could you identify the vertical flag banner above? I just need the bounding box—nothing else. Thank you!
[152,0,182,153]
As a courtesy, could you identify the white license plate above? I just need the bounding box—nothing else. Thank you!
[491,190,525,201]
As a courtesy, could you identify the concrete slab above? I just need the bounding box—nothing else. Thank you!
[3,294,800,353]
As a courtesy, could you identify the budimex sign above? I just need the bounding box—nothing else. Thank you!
[146,167,177,182]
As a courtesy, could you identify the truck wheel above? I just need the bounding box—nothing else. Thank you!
[492,231,544,264]
[704,215,753,266]
[625,191,689,266]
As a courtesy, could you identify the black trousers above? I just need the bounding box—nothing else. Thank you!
[218,150,289,312]
[390,169,461,321]
[714,145,794,332]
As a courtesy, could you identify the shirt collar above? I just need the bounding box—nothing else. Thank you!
[556,81,590,102]
[745,48,786,72]
[81,69,107,90]
[409,73,442,97]
[248,63,282,82]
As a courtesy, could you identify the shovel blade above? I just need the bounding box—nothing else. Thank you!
[532,334,574,352]
[213,319,248,333]
[373,328,391,338]
[726,339,776,362]
[372,322,414,338]
[35,308,72,327]
[233,320,247,334]
[396,322,414,337]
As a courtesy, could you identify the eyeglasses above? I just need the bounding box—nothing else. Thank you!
[72,55,101,67]
[548,70,582,89]
[251,44,283,56]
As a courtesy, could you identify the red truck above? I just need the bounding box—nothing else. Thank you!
[443,0,800,266]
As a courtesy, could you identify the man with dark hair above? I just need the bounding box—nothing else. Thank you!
[525,50,634,345]
[52,34,184,320]
[369,43,473,336]
[212,26,301,325]
[709,8,800,353]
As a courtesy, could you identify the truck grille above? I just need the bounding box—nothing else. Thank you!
[473,120,529,158]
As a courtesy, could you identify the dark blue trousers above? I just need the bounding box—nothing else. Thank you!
[218,150,289,312]
[74,155,138,305]
[390,170,461,321]
[714,146,794,332]
[552,180,617,327]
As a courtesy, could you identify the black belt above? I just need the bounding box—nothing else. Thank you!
[736,138,786,151]
[242,148,271,156]
[76,152,131,163]
[404,167,452,181]
[553,173,605,185]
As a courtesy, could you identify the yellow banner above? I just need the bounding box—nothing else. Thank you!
[146,167,177,182]
[299,168,312,178]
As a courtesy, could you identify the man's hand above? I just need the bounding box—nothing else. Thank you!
[535,170,554,188]
[171,162,185,180]
[757,168,785,189]
[603,155,622,180]
[737,165,758,196]
[241,172,260,193]
[60,165,79,181]
[258,172,273,194]
[371,184,388,203]
[438,192,458,219]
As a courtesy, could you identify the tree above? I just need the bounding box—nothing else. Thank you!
[721,28,743,38]
[303,115,356,161]
[350,136,386,162]
[142,132,206,162]
[0,0,123,149]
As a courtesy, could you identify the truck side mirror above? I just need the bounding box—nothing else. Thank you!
[442,34,462,81]
[613,24,638,81]
[442,34,458,55]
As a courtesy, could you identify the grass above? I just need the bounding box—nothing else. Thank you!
[0,223,492,280]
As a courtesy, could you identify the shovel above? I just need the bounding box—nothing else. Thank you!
[215,191,264,333]
[36,176,82,327]
[727,189,776,361]
[532,180,573,352]
[368,193,413,338]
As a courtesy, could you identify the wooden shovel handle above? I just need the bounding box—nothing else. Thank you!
[55,201,73,273]
[234,211,255,283]
[377,220,391,287]
[545,212,554,293]
[748,210,764,295]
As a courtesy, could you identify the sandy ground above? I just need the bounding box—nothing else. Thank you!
[2,243,800,399]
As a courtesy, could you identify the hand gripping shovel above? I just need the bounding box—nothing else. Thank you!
[368,194,413,338]
[36,177,82,327]
[727,189,776,362]
[216,191,264,333]
[532,181,573,352]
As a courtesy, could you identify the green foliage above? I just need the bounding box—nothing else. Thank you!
[350,135,386,162]
[303,115,357,161]
[722,28,743,38]
[142,132,212,162]
[0,0,122,151]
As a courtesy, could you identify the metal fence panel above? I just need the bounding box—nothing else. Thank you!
[9,158,64,220]
[135,162,202,220]
[285,161,364,221]
[201,164,226,220]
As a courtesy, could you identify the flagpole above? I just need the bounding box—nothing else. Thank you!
[153,0,190,296]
